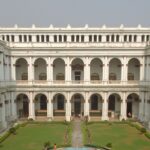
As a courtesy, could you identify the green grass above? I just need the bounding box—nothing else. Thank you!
[84,122,150,150]
[0,122,69,150]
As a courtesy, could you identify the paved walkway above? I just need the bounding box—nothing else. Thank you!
[72,118,83,148]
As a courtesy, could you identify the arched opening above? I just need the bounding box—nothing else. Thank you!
[53,58,65,83]
[15,58,28,80]
[90,58,103,83]
[34,94,47,116]
[90,94,103,119]
[128,58,140,81]
[71,58,84,83]
[34,58,47,80]
[126,93,140,119]
[16,94,29,118]
[109,58,121,81]
[53,94,66,118]
[71,94,84,117]
[108,94,121,119]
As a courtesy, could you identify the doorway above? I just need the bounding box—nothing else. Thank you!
[127,102,132,117]
[74,101,81,116]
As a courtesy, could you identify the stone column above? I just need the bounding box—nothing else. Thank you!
[102,92,109,120]
[1,94,7,128]
[144,92,149,122]
[120,92,127,120]
[47,92,53,121]
[28,92,35,120]
[28,57,34,83]
[10,92,17,120]
[140,57,145,81]
[11,57,16,81]
[65,57,71,83]
[121,57,128,83]
[102,57,109,83]
[139,92,145,121]
[84,92,90,119]
[84,57,90,84]
[66,92,71,121]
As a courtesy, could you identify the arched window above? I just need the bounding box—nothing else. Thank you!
[109,73,116,80]
[128,73,134,80]
[56,73,64,80]
[39,73,47,80]
[57,95,64,110]
[91,95,98,110]
[22,73,28,80]
[91,73,99,80]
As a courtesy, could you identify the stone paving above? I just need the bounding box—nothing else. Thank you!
[72,118,83,148]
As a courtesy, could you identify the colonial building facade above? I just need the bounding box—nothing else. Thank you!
[0,24,150,130]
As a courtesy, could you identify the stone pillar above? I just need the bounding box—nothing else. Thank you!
[140,57,145,81]
[1,94,7,128]
[66,92,71,121]
[84,92,90,119]
[28,57,34,84]
[144,92,149,121]
[10,92,17,120]
[11,57,16,81]
[47,92,53,121]
[102,57,109,83]
[102,92,109,120]
[138,92,145,121]
[84,57,90,84]
[28,92,35,120]
[120,92,127,120]
[65,57,71,83]
[121,57,128,83]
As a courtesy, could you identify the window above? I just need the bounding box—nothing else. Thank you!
[94,35,97,42]
[124,35,127,42]
[89,35,92,42]
[59,35,62,42]
[54,35,57,42]
[29,35,32,42]
[6,35,10,42]
[128,73,134,80]
[71,35,74,42]
[24,35,27,42]
[57,95,64,110]
[64,35,67,42]
[116,35,119,42]
[81,35,84,42]
[46,35,49,42]
[39,73,47,80]
[56,73,64,80]
[129,35,132,42]
[41,35,44,42]
[22,73,28,80]
[36,35,39,42]
[109,73,116,80]
[146,35,150,42]
[141,35,145,42]
[106,35,110,42]
[91,95,98,110]
[76,35,79,42]
[11,35,14,42]
[91,73,99,80]
[98,35,102,42]
[111,35,114,42]
[75,71,81,80]
[19,35,22,42]
[2,35,5,41]
[134,35,137,42]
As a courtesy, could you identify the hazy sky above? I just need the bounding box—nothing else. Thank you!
[0,0,150,27]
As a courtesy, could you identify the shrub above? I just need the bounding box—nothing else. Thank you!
[0,132,10,143]
[145,132,150,139]
[9,127,16,135]
[106,142,112,148]
[43,141,51,150]
[140,127,146,134]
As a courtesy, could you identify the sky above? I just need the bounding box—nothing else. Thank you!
[0,0,150,27]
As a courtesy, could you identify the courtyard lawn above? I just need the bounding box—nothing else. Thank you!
[0,122,69,150]
[84,122,150,150]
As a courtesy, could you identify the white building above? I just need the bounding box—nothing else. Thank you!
[0,24,150,130]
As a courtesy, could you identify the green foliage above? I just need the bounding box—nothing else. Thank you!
[140,127,146,134]
[106,142,112,148]
[145,132,150,139]
[9,127,16,135]
[0,132,10,143]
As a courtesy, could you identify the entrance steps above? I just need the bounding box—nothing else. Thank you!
[35,116,48,121]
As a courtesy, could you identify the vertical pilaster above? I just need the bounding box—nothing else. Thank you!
[84,57,90,84]
[10,92,17,120]
[84,92,90,118]
[47,92,53,120]
[120,92,127,120]
[102,92,109,120]
[28,92,35,120]
[10,56,16,81]
[102,57,109,83]
[1,94,7,128]
[139,91,145,121]
[28,57,34,81]
[140,57,145,81]
[66,92,71,121]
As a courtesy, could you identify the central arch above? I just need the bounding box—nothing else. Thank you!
[71,93,84,117]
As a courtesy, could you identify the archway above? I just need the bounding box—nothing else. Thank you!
[15,58,28,80]
[71,93,84,117]
[34,94,47,116]
[126,93,140,118]
[34,58,47,80]
[16,94,29,118]
[89,94,103,119]
[108,93,121,119]
[71,58,84,83]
